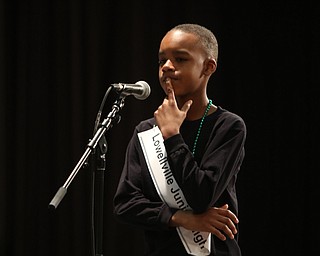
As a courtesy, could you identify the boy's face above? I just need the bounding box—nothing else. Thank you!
[158,30,210,99]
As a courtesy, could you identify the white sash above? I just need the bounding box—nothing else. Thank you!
[138,126,211,256]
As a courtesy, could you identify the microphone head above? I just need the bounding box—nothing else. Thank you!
[135,81,151,100]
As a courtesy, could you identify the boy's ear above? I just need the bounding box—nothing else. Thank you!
[203,58,217,76]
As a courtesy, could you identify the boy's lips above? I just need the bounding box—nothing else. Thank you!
[162,76,176,83]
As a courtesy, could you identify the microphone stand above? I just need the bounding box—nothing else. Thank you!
[49,96,126,256]
[91,132,107,256]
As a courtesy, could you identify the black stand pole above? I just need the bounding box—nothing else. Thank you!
[49,97,125,256]
[92,134,107,256]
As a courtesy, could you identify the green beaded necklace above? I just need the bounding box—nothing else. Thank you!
[192,99,212,156]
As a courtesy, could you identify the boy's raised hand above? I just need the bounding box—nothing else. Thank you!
[154,79,192,139]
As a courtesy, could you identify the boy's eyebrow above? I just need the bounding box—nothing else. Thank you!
[158,49,190,56]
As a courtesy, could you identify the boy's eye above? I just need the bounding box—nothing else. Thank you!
[175,57,185,62]
[158,59,166,66]
[158,58,186,66]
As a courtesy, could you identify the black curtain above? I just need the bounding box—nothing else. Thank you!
[1,1,319,255]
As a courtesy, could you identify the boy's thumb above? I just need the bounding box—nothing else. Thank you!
[181,100,193,113]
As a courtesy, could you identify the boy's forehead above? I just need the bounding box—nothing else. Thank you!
[159,30,199,53]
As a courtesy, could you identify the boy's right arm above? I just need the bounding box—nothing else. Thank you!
[169,204,239,241]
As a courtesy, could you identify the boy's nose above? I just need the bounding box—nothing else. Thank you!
[162,59,175,72]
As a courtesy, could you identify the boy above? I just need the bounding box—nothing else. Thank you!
[113,23,246,255]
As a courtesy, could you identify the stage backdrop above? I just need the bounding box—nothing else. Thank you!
[0,1,319,255]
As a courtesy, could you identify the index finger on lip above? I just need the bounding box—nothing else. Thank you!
[165,78,175,101]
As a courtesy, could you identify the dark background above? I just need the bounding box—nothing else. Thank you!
[1,0,319,255]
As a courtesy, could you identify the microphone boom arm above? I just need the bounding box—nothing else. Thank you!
[48,97,125,209]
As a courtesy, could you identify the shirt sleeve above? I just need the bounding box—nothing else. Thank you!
[164,112,246,213]
[113,125,178,231]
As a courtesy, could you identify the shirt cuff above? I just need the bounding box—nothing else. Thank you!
[158,204,179,228]
[164,133,185,154]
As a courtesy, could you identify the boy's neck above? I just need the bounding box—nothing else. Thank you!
[181,99,217,121]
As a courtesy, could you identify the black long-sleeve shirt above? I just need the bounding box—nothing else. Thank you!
[113,107,246,256]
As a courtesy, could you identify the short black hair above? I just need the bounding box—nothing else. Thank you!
[171,23,218,63]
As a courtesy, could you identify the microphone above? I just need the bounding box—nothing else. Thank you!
[111,81,151,100]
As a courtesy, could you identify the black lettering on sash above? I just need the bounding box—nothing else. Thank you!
[170,187,188,210]
[152,133,162,154]
[192,231,207,249]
